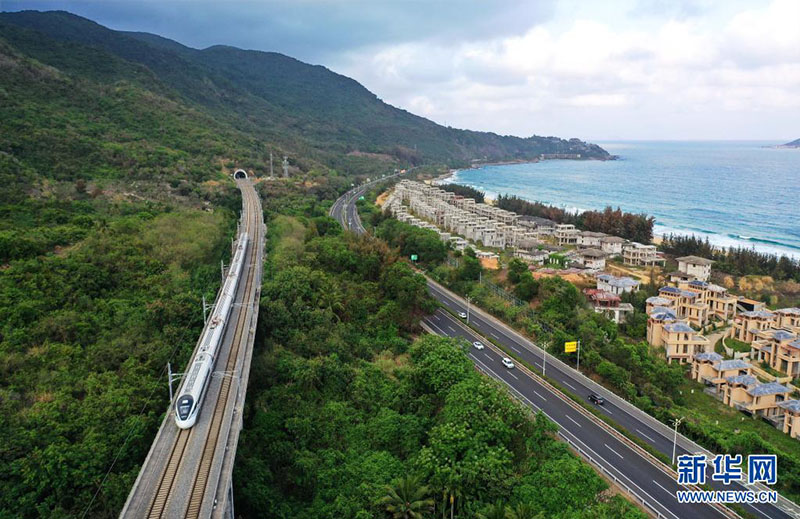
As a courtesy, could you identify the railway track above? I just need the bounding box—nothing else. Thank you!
[142,179,262,518]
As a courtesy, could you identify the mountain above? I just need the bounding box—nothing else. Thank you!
[776,138,800,149]
[0,9,611,184]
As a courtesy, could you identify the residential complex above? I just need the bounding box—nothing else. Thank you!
[727,307,800,377]
[645,253,736,363]
[691,352,793,424]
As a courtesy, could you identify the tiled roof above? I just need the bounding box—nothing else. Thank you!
[740,310,775,319]
[660,286,681,294]
[695,352,723,362]
[664,321,695,333]
[747,382,791,396]
[680,290,698,298]
[776,308,800,316]
[778,400,800,413]
[771,330,796,341]
[646,296,671,305]
[677,255,714,265]
[598,274,639,287]
[715,359,751,371]
[688,280,709,288]
[726,375,758,386]
[580,248,606,258]
[650,307,677,320]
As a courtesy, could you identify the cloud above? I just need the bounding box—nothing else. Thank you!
[333,0,800,139]
[3,0,797,139]
[1,0,556,62]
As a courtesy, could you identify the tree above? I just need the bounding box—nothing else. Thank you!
[507,258,528,284]
[477,501,507,519]
[378,475,434,519]
[504,503,541,519]
[513,272,539,301]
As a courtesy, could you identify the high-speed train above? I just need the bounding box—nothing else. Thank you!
[175,233,249,429]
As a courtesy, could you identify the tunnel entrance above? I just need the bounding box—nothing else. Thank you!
[233,169,247,179]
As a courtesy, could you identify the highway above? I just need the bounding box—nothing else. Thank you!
[332,181,799,519]
[120,177,265,519]
[329,170,407,231]
[424,308,724,519]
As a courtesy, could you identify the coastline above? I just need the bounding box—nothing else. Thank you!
[442,157,800,260]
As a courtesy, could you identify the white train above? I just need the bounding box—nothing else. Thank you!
[175,233,249,429]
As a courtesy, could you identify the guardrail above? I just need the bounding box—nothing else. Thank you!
[427,278,800,517]
[431,310,740,519]
[422,320,677,519]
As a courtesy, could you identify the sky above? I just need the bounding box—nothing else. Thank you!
[2,0,799,141]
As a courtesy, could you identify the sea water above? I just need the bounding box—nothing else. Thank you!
[448,141,800,258]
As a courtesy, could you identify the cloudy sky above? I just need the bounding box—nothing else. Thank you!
[3,0,799,140]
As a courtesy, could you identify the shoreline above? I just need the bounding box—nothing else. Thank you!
[441,166,799,260]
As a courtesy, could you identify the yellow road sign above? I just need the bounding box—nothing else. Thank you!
[565,341,578,353]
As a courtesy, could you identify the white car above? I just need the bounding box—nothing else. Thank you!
[458,311,467,319]
[472,341,484,350]
[502,357,515,369]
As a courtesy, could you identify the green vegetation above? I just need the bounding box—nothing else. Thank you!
[233,214,645,518]
[382,206,800,500]
[724,337,752,354]
[0,200,234,517]
[660,234,800,282]
[496,195,654,243]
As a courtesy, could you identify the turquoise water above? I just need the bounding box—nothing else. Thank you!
[449,141,800,258]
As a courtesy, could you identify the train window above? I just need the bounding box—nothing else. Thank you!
[177,396,194,420]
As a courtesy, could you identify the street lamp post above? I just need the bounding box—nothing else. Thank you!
[671,416,685,465]
[465,296,471,324]
[542,340,547,377]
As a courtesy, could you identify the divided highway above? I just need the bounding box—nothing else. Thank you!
[332,181,799,519]
[121,177,265,519]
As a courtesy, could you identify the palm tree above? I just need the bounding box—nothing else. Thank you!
[505,503,541,519]
[476,501,506,519]
[379,475,434,519]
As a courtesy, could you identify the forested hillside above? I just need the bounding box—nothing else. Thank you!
[0,10,611,171]
[0,9,624,518]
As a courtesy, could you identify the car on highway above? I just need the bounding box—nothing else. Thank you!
[501,357,515,369]
[472,341,484,350]
[588,393,605,405]
[458,311,467,319]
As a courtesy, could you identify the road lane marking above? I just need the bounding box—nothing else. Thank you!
[604,408,614,415]
[431,315,683,519]
[605,443,624,459]
[511,346,521,353]
[652,480,676,499]
[565,415,582,428]
[483,353,493,361]
[562,381,576,390]
[533,390,546,401]
[637,429,656,443]
[447,326,456,333]
[507,371,519,380]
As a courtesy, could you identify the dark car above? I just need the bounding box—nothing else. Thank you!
[588,393,605,405]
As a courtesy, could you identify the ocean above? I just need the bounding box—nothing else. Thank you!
[447,141,800,258]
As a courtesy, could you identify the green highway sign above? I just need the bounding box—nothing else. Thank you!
[410,254,418,261]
